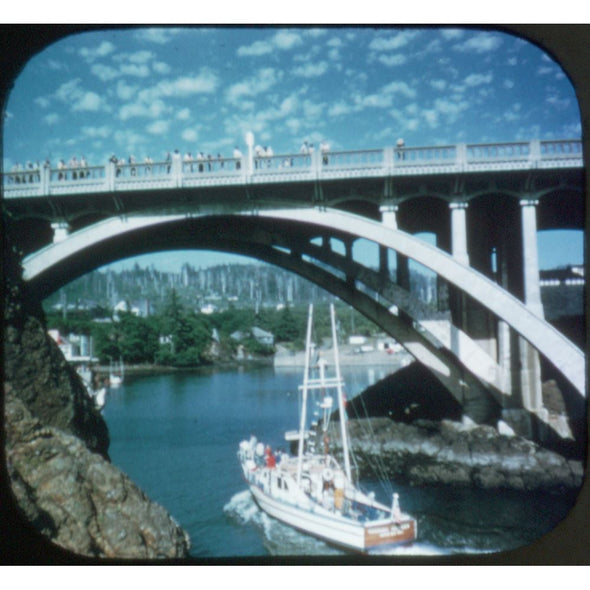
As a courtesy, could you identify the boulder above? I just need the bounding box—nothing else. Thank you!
[5,392,190,559]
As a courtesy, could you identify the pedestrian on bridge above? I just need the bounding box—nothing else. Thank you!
[233,146,242,170]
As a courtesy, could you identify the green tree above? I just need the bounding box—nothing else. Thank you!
[117,311,159,364]
[273,305,299,342]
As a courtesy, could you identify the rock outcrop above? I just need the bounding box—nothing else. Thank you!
[3,241,190,560]
[5,391,190,559]
[323,418,584,492]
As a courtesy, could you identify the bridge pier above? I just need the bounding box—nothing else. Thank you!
[51,222,71,243]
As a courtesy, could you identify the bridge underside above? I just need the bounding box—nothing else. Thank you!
[22,210,586,447]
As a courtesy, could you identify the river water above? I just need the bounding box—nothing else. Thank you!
[101,365,578,560]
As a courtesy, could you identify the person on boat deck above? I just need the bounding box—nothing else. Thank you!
[265,446,276,468]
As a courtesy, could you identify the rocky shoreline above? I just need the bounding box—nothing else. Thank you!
[321,418,584,492]
[3,245,191,561]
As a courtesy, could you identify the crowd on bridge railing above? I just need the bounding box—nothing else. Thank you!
[3,138,337,184]
[3,138,582,187]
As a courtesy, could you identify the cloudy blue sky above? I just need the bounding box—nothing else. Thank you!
[3,26,583,270]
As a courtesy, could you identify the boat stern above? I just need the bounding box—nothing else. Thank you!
[364,516,417,551]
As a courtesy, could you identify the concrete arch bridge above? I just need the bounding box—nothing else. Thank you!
[20,207,585,447]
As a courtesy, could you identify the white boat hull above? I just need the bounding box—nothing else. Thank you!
[247,479,415,553]
[237,305,417,554]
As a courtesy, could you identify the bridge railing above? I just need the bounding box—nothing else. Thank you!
[2,139,583,198]
[252,152,312,176]
[393,145,457,167]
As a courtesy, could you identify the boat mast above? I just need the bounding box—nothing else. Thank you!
[296,304,314,486]
[331,303,352,481]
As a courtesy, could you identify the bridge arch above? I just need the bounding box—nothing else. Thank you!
[23,208,585,403]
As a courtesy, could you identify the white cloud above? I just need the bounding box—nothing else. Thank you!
[369,31,419,51]
[382,81,416,99]
[116,80,138,101]
[154,71,218,97]
[119,98,166,120]
[378,54,407,67]
[237,40,272,57]
[35,96,51,109]
[134,28,183,45]
[463,72,493,86]
[91,63,119,81]
[293,61,328,78]
[146,120,170,135]
[328,101,352,117]
[153,61,171,75]
[440,29,464,41]
[176,107,191,120]
[182,128,198,142]
[79,41,116,62]
[120,63,151,77]
[44,113,59,125]
[127,50,154,64]
[272,30,303,51]
[225,68,280,104]
[73,91,102,111]
[453,32,503,54]
[237,29,303,57]
[430,79,447,91]
[81,125,112,139]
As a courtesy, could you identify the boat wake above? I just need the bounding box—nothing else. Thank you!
[224,490,343,556]
[224,490,496,558]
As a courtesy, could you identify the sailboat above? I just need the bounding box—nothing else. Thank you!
[109,357,124,388]
[238,304,417,554]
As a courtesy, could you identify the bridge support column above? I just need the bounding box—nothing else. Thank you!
[450,201,470,266]
[380,202,410,290]
[500,199,546,438]
[520,199,544,319]
[518,198,545,425]
[51,222,71,243]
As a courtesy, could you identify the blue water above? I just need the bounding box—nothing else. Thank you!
[101,365,578,559]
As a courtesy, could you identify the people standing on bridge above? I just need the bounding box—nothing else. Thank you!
[320,140,330,165]
[264,145,273,168]
[69,156,79,180]
[396,138,406,160]
[80,155,88,179]
[165,152,171,174]
[10,163,22,183]
[254,144,264,169]
[129,155,137,176]
[300,140,309,155]
[58,159,66,180]
[233,146,242,170]
[184,151,193,173]
[144,155,153,175]
[197,152,205,172]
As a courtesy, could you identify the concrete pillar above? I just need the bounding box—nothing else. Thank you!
[380,202,409,290]
[519,198,544,318]
[172,150,182,187]
[379,202,399,230]
[51,222,70,243]
[245,131,254,177]
[520,198,544,413]
[449,201,470,266]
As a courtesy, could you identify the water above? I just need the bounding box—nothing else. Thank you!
[102,365,578,560]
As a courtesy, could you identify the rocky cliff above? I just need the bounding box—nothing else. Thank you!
[331,418,584,492]
[2,242,190,561]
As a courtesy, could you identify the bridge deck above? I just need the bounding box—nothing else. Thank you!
[3,139,583,200]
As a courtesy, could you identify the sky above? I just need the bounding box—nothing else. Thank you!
[2,25,584,271]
